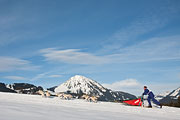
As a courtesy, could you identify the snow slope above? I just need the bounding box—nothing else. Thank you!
[0,92,179,120]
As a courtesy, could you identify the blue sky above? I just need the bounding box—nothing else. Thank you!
[0,0,180,95]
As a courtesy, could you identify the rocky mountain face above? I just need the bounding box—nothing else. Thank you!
[6,83,43,94]
[0,82,16,93]
[47,86,58,92]
[167,87,180,98]
[156,87,180,104]
[55,75,137,101]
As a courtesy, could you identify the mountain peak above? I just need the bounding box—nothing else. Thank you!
[72,75,85,78]
[54,75,137,101]
[69,75,91,82]
[55,75,106,95]
[168,87,180,98]
[68,75,99,84]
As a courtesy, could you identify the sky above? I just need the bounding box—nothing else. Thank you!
[0,0,180,95]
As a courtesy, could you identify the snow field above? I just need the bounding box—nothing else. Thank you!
[0,92,180,120]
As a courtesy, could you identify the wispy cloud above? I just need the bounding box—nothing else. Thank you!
[48,74,62,78]
[101,2,180,52]
[3,72,62,81]
[40,48,110,65]
[30,72,62,81]
[107,35,180,63]
[3,76,28,80]
[0,56,40,72]
[30,72,49,81]
[0,5,49,47]
[0,13,32,46]
[40,35,180,65]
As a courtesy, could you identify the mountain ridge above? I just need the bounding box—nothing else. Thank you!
[156,87,180,104]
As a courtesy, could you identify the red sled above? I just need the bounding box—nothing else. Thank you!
[123,98,142,106]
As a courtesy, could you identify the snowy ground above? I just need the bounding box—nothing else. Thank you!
[0,92,179,120]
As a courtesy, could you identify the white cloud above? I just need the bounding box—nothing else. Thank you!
[48,75,62,78]
[3,76,28,80]
[0,56,39,72]
[40,48,110,65]
[103,79,142,95]
[103,79,180,96]
[103,79,141,90]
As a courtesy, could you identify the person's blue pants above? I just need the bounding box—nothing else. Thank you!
[147,92,160,106]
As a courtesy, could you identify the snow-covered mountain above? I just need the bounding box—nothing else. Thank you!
[55,75,107,95]
[167,87,180,98]
[156,87,180,99]
[55,75,137,101]
[156,91,171,100]
[156,87,180,104]
[47,86,58,92]
[6,83,43,94]
[0,82,16,93]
